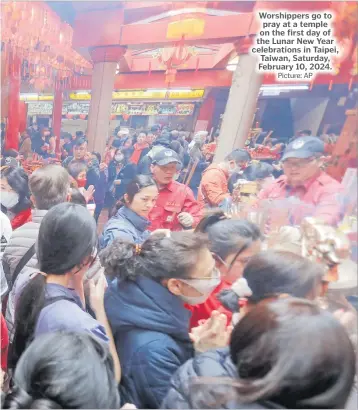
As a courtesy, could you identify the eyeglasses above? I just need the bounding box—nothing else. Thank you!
[178,266,221,281]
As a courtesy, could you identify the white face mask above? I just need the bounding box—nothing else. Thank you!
[115,154,124,162]
[1,191,19,209]
[178,268,221,305]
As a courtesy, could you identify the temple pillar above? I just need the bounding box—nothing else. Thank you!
[215,40,262,161]
[52,87,63,156]
[5,53,21,151]
[195,93,215,132]
[87,46,126,154]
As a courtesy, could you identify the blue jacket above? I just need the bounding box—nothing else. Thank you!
[104,276,194,409]
[100,206,151,249]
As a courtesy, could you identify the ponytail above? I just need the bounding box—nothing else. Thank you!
[10,274,46,369]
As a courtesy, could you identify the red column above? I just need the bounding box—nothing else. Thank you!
[196,94,216,131]
[52,88,63,156]
[5,54,21,151]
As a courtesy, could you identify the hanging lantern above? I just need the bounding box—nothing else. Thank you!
[66,113,73,119]
[110,114,116,120]
[79,114,87,120]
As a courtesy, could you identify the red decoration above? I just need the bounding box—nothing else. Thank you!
[156,36,195,83]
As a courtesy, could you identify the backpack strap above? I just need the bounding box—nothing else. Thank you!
[4,244,36,291]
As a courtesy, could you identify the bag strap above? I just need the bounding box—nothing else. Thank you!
[43,296,76,308]
[9,244,36,290]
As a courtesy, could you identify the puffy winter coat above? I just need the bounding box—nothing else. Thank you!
[162,347,273,409]
[100,206,151,249]
[105,276,194,409]
[198,165,231,208]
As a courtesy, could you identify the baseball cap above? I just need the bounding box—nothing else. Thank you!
[152,149,181,166]
[1,157,19,169]
[282,137,324,161]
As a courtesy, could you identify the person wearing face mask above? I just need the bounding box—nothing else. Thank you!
[189,212,262,329]
[102,232,221,409]
[0,167,32,230]
[198,149,251,209]
[9,203,121,382]
[100,175,158,249]
[162,252,327,410]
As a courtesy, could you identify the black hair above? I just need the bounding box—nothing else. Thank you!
[10,203,97,367]
[242,162,274,181]
[0,166,31,212]
[195,211,262,262]
[67,160,87,179]
[229,297,355,409]
[124,174,156,205]
[225,149,251,164]
[100,231,209,282]
[73,137,87,147]
[4,332,120,409]
[75,131,84,138]
[298,129,312,136]
[218,250,325,313]
[92,151,101,164]
[69,188,87,207]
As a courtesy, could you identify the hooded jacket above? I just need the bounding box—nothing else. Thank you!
[104,276,194,409]
[100,206,151,249]
[198,164,231,208]
[162,347,270,409]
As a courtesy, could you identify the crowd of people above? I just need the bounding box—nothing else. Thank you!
[0,122,357,409]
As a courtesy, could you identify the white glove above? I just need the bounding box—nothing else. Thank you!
[178,212,194,228]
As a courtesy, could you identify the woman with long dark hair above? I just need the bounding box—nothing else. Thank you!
[3,332,120,409]
[163,297,355,409]
[10,203,120,381]
[100,175,158,249]
[0,167,31,230]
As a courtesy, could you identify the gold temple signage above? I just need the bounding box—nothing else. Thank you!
[69,89,204,100]
[26,102,196,116]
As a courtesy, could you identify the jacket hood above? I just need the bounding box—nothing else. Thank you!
[112,206,150,232]
[202,163,228,177]
[105,276,191,342]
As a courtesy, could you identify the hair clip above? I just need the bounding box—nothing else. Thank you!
[134,244,142,255]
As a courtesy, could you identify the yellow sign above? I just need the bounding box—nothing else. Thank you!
[69,89,204,101]
[167,18,205,39]
[20,95,54,101]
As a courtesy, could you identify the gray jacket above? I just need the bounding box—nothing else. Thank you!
[3,209,103,340]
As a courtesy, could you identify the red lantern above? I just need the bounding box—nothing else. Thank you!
[79,114,87,120]
[110,114,116,120]
[66,113,73,119]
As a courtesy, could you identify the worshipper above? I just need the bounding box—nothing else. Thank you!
[0,167,31,230]
[31,127,52,158]
[2,165,102,340]
[129,132,150,165]
[257,136,343,225]
[18,131,32,159]
[102,232,221,409]
[3,332,120,409]
[148,149,202,231]
[189,212,262,328]
[228,161,274,194]
[137,136,171,175]
[198,149,251,209]
[100,175,158,249]
[162,297,355,409]
[10,203,120,382]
